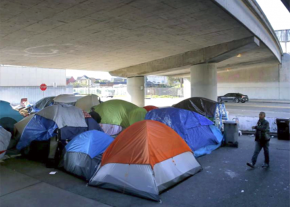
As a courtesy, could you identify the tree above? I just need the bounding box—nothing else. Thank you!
[167,77,183,88]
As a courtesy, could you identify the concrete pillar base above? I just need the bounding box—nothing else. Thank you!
[183,78,191,99]
[190,63,217,101]
[127,76,145,107]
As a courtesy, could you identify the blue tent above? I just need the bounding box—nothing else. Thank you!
[145,107,223,157]
[16,105,103,150]
[64,130,114,180]
[0,101,23,122]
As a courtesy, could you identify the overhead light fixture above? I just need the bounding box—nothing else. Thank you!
[237,54,242,57]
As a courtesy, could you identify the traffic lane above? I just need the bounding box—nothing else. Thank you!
[225,102,290,113]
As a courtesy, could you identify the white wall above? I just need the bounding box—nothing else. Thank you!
[0,65,66,86]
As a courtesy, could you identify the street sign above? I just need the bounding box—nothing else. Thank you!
[40,83,47,91]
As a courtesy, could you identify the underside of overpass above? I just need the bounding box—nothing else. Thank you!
[0,0,288,103]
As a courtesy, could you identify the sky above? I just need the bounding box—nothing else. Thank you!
[67,0,290,79]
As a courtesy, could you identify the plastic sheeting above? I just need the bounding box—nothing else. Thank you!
[0,100,23,121]
[0,126,11,159]
[173,97,218,118]
[128,107,147,125]
[100,124,122,136]
[101,120,192,168]
[194,125,224,157]
[145,107,218,151]
[65,130,114,158]
[53,94,83,105]
[37,105,87,128]
[92,100,139,128]
[16,115,57,150]
[75,94,100,112]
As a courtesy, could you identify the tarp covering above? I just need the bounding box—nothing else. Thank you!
[128,107,147,125]
[194,125,224,157]
[37,105,87,128]
[14,115,34,135]
[66,130,114,158]
[32,96,55,112]
[16,105,90,150]
[0,126,11,159]
[17,115,58,150]
[75,94,100,112]
[0,100,23,122]
[173,97,218,118]
[101,120,192,168]
[144,105,158,112]
[145,107,219,152]
[92,100,139,128]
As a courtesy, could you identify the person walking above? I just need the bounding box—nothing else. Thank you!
[247,112,270,168]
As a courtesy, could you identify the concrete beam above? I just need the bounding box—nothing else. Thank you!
[110,36,260,77]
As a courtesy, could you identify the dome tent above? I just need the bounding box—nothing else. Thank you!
[92,100,146,135]
[89,120,202,201]
[31,96,55,112]
[64,130,114,181]
[75,94,101,112]
[145,107,223,157]
[143,105,158,112]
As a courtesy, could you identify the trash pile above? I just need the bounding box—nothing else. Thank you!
[0,95,225,202]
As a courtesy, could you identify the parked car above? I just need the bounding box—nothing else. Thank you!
[218,93,249,103]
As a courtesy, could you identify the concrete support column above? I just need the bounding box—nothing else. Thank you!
[127,76,145,107]
[190,63,217,101]
[183,78,191,99]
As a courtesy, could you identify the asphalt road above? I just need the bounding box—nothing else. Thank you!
[225,101,290,118]
[1,136,289,207]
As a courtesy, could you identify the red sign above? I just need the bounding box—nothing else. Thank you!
[40,83,47,91]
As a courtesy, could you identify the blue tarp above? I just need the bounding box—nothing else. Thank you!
[17,115,57,150]
[16,116,104,150]
[145,107,222,156]
[66,130,114,158]
[0,101,23,121]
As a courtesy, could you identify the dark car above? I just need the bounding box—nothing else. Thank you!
[218,93,249,103]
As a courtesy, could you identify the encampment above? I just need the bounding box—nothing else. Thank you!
[63,130,114,180]
[0,126,11,159]
[145,107,223,157]
[89,120,202,201]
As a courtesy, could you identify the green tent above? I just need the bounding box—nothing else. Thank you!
[92,100,146,128]
[129,107,147,126]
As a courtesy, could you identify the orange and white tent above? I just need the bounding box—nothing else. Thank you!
[89,120,202,201]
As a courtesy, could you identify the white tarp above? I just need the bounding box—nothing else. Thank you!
[75,94,100,112]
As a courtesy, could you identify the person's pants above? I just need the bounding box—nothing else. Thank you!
[251,141,270,165]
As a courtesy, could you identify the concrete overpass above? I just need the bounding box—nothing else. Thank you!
[0,0,288,105]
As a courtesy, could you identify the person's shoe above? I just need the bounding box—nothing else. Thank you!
[262,163,270,168]
[247,162,255,168]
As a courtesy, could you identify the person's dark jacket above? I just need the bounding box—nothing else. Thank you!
[254,119,270,142]
[89,111,102,124]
